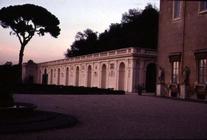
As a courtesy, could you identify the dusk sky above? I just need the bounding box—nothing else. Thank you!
[0,0,159,64]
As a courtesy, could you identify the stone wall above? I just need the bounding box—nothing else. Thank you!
[23,47,156,93]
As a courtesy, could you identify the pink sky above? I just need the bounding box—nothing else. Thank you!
[0,0,159,65]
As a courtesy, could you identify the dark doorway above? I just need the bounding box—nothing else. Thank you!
[57,68,60,85]
[42,69,48,85]
[145,63,156,92]
[66,67,69,86]
[27,75,34,84]
[101,64,107,88]
[118,62,125,91]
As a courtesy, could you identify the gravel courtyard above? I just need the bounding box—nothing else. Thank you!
[1,94,207,139]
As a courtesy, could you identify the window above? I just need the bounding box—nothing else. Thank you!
[169,53,181,84]
[200,1,207,12]
[198,59,207,84]
[172,61,180,84]
[173,1,181,19]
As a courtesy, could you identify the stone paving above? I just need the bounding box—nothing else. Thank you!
[1,94,207,139]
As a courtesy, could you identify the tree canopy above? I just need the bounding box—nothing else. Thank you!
[66,29,98,56]
[65,4,159,58]
[0,4,60,65]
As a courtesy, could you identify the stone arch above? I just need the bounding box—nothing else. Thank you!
[145,63,156,92]
[42,68,48,85]
[65,67,69,86]
[75,66,80,86]
[57,68,60,85]
[87,65,92,87]
[118,62,126,91]
[101,64,107,88]
[50,69,53,84]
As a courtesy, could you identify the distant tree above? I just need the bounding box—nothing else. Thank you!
[65,4,158,58]
[121,8,141,24]
[0,4,60,66]
[105,23,125,49]
[65,29,98,57]
[73,29,97,41]
[120,4,159,49]
[139,4,159,49]
[4,61,13,66]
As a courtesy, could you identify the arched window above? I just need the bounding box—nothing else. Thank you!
[42,68,48,85]
[50,69,53,84]
[57,68,60,85]
[101,64,107,88]
[118,62,125,91]
[66,67,69,86]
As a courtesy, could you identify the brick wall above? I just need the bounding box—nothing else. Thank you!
[158,0,207,88]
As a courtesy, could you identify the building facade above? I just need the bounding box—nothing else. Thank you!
[157,0,207,98]
[23,47,156,93]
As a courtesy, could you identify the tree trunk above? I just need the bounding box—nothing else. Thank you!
[18,44,26,84]
[19,45,25,66]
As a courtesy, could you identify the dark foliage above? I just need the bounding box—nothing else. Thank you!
[14,84,125,95]
[0,94,14,107]
[0,64,19,107]
[195,85,206,100]
[0,64,20,86]
[65,4,159,58]
[0,4,60,65]
[66,29,98,57]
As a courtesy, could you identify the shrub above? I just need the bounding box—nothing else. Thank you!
[14,84,125,95]
[0,86,14,107]
[195,85,206,100]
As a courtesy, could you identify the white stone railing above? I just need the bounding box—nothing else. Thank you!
[38,47,156,67]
